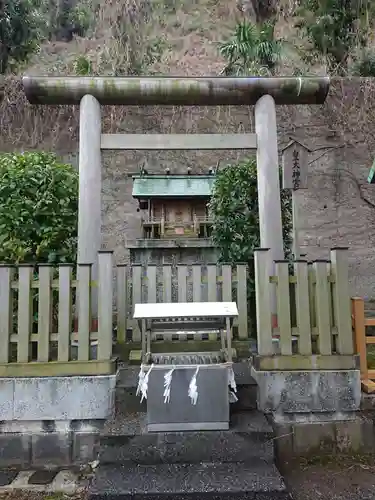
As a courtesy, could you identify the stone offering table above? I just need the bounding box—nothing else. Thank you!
[133,302,238,432]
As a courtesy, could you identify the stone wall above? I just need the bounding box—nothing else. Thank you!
[1,78,375,296]
[0,375,116,467]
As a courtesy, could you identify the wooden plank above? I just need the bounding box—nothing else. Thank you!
[162,266,172,341]
[236,265,248,339]
[254,250,273,355]
[0,266,14,363]
[147,266,157,303]
[0,360,116,377]
[313,261,332,355]
[327,261,333,334]
[77,264,91,361]
[351,297,368,379]
[11,331,98,343]
[132,265,142,342]
[163,266,172,303]
[307,264,315,329]
[207,266,217,302]
[17,265,33,363]
[58,265,72,362]
[254,354,359,371]
[192,266,202,302]
[177,266,188,340]
[101,133,257,151]
[116,265,128,344]
[282,141,309,190]
[98,252,114,361]
[294,261,312,355]
[275,261,292,355]
[37,265,53,362]
[177,266,188,302]
[331,249,353,354]
[133,302,238,319]
[222,265,232,302]
[207,266,218,341]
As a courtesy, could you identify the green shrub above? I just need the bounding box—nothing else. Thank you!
[67,3,93,35]
[209,158,292,333]
[0,152,78,264]
[0,0,41,73]
[74,54,92,75]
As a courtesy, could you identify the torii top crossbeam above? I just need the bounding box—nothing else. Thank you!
[22,76,330,106]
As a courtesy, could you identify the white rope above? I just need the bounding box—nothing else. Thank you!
[228,366,237,394]
[229,390,238,403]
[188,366,199,405]
[163,367,175,404]
[228,366,238,403]
[136,363,153,402]
[139,361,233,371]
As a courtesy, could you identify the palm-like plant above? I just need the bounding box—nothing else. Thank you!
[219,21,285,75]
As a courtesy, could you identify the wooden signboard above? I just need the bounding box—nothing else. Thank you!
[282,140,310,190]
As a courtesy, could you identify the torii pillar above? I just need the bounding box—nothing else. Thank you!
[22,76,330,323]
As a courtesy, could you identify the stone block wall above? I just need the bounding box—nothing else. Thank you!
[0,375,116,467]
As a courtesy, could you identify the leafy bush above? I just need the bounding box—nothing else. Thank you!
[74,54,93,75]
[0,0,41,73]
[295,0,373,73]
[67,3,93,35]
[0,152,78,264]
[209,158,292,333]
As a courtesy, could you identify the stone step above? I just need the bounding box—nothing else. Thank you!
[99,411,273,465]
[88,462,290,500]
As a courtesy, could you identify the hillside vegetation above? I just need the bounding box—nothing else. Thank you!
[2,0,375,78]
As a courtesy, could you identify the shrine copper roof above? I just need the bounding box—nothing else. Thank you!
[132,175,216,198]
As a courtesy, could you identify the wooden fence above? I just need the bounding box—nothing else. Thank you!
[116,262,249,342]
[0,252,249,376]
[352,297,375,393]
[253,247,356,371]
[0,252,115,377]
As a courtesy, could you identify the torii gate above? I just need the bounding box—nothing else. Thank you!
[22,76,330,315]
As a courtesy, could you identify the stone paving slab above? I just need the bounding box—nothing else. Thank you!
[28,470,59,485]
[0,468,85,493]
[0,470,18,486]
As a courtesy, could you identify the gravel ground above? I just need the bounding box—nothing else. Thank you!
[1,460,375,500]
[282,456,375,500]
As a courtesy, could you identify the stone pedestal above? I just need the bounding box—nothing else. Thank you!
[251,368,361,414]
[128,238,218,265]
[0,375,116,467]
